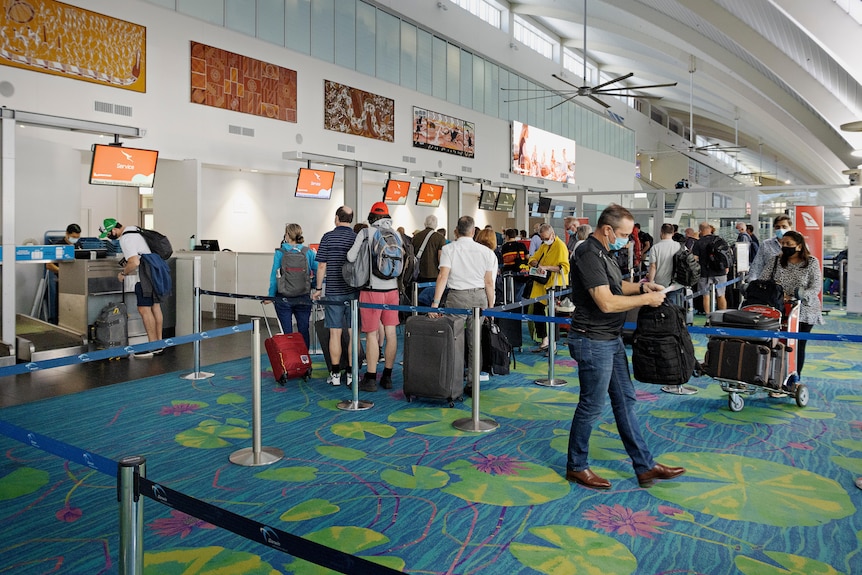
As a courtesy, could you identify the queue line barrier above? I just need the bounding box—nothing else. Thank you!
[0,419,402,575]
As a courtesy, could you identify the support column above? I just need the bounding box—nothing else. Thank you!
[1,113,15,348]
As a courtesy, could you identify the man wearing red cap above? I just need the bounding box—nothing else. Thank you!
[346,202,404,391]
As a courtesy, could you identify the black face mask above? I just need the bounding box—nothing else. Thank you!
[781,246,798,258]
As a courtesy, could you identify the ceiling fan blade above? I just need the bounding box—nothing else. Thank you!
[547,93,581,110]
[501,87,576,93]
[588,94,612,108]
[597,92,665,100]
[504,93,572,104]
[592,72,633,91]
[552,73,583,91]
[609,81,678,91]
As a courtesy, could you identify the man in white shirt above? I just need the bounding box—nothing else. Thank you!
[430,215,498,388]
[100,218,163,358]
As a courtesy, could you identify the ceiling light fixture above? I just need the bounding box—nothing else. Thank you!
[850,149,862,158]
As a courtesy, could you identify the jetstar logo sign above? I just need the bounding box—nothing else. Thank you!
[800,211,820,229]
[152,484,169,503]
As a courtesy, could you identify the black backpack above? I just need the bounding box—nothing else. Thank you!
[631,302,697,385]
[123,228,173,260]
[703,235,731,274]
[672,246,701,288]
[481,318,515,376]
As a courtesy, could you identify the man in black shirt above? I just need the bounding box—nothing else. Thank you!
[566,204,686,490]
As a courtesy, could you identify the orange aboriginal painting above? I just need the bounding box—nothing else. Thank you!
[0,0,146,92]
[190,41,297,123]
[323,79,394,142]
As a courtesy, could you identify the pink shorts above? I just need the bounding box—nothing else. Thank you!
[359,290,400,332]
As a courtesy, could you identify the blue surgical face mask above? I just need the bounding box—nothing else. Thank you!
[775,229,788,239]
[610,237,628,251]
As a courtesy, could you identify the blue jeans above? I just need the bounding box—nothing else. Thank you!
[566,333,656,474]
[274,295,312,348]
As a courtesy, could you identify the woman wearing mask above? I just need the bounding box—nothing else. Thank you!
[761,231,823,394]
[266,223,318,348]
[527,223,570,352]
[748,214,792,281]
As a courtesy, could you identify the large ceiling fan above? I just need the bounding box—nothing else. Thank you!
[503,0,677,109]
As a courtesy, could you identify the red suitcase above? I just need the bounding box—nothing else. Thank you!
[262,312,312,384]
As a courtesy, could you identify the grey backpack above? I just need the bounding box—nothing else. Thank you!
[277,246,311,297]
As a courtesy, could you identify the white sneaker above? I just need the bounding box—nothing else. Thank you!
[326,371,341,386]
[342,371,353,387]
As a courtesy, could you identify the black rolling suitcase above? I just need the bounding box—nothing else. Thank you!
[403,315,465,405]
[707,310,780,343]
[703,339,772,385]
[498,273,524,350]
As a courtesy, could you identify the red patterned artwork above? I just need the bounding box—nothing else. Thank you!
[190,41,296,123]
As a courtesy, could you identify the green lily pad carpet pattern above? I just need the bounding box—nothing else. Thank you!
[2,313,862,574]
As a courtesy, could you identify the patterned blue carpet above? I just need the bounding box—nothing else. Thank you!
[2,310,862,574]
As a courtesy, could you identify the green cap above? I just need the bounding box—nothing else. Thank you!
[99,218,119,239]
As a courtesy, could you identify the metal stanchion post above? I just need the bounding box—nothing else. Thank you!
[412,282,419,317]
[118,455,146,575]
[709,283,717,313]
[339,298,373,411]
[230,318,284,466]
[453,307,499,432]
[840,259,846,307]
[183,257,214,380]
[536,289,567,387]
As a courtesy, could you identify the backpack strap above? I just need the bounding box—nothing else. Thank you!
[415,229,434,259]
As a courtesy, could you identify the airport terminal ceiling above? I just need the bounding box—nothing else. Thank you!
[467,0,862,191]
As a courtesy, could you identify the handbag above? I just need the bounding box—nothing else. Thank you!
[528,251,550,285]
[745,256,784,310]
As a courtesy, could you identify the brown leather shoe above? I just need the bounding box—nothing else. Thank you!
[565,468,611,490]
[637,463,686,488]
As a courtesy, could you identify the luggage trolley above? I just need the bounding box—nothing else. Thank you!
[702,301,808,412]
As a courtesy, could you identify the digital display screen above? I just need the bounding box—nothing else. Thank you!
[416,182,444,207]
[511,121,576,183]
[89,144,159,188]
[495,191,516,212]
[537,196,552,214]
[479,189,498,210]
[383,179,410,205]
[295,168,335,199]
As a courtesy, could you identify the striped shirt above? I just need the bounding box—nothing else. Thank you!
[316,225,357,296]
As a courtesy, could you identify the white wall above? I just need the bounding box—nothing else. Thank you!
[0,0,642,314]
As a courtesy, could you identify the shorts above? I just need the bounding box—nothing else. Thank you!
[323,292,356,330]
[359,290,399,333]
[134,282,155,307]
[697,275,727,297]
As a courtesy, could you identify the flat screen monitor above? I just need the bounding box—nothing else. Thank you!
[200,239,220,251]
[479,189,498,210]
[495,191,516,212]
[511,121,576,184]
[416,182,444,207]
[383,179,410,205]
[89,144,159,188]
[295,168,335,199]
[537,196,552,214]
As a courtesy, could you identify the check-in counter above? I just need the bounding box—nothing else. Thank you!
[57,257,176,343]
[174,251,274,336]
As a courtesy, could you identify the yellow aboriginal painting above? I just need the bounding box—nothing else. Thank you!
[0,0,146,92]
[190,41,297,123]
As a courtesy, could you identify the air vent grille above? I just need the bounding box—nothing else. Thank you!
[402,156,416,163]
[337,144,356,153]
[228,125,242,135]
[461,166,472,173]
[94,101,133,116]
